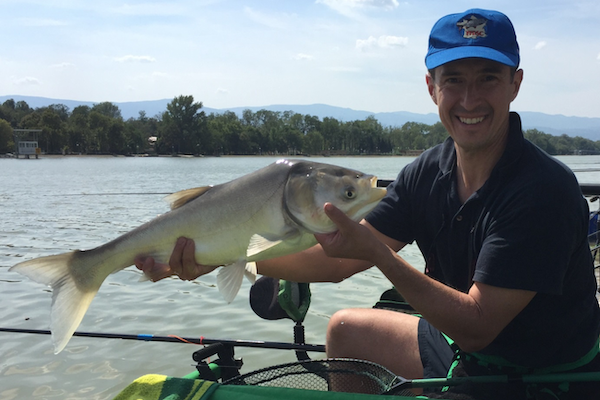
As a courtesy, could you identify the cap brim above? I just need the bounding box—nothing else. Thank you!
[426,46,519,70]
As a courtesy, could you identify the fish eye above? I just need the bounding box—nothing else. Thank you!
[344,188,356,199]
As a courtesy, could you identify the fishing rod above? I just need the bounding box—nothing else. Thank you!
[0,327,325,353]
[53,182,600,197]
[58,192,173,196]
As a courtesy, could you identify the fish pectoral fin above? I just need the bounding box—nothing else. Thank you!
[247,233,318,261]
[217,260,248,303]
[245,262,257,284]
[246,234,283,258]
[165,186,213,210]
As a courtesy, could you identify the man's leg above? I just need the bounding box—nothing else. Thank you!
[326,308,423,380]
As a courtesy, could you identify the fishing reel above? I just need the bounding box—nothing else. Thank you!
[191,277,312,382]
[192,342,243,381]
[250,276,312,361]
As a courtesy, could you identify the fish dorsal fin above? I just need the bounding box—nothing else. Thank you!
[165,186,213,210]
[247,234,283,258]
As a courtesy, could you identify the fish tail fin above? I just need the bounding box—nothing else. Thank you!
[10,251,106,353]
[216,260,257,303]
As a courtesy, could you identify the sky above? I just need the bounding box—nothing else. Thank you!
[1,0,599,118]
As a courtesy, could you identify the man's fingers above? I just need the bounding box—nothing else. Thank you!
[180,238,198,280]
[134,256,148,271]
[169,237,188,275]
[135,256,173,282]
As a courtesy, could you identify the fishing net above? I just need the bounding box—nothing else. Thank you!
[223,358,416,396]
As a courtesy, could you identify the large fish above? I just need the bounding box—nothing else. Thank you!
[11,159,386,353]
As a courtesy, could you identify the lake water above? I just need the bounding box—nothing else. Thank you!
[2,155,600,400]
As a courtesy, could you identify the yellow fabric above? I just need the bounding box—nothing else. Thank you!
[113,374,215,400]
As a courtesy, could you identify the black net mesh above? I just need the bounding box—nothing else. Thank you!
[223,358,415,396]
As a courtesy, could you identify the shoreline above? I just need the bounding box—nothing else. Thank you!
[2,153,420,159]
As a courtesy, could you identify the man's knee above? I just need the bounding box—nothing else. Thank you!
[327,308,360,343]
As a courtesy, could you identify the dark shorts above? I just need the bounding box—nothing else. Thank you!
[417,318,454,378]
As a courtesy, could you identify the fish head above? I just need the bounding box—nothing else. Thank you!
[283,161,387,233]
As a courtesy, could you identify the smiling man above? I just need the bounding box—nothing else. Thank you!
[138,9,600,399]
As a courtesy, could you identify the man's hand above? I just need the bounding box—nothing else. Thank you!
[134,237,218,281]
[314,203,392,265]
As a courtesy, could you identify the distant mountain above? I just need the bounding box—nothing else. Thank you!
[213,103,441,126]
[2,95,600,140]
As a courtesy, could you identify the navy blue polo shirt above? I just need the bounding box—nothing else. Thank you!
[366,112,600,368]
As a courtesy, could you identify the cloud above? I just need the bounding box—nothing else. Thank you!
[114,55,157,63]
[317,0,399,17]
[533,41,547,50]
[49,62,76,69]
[216,88,229,94]
[356,35,408,51]
[292,53,314,61]
[14,77,41,86]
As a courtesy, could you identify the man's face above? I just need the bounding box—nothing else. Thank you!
[426,58,523,154]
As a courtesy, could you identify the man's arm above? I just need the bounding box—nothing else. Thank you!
[316,203,535,353]
[257,220,406,283]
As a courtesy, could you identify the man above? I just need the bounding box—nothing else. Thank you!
[138,9,600,399]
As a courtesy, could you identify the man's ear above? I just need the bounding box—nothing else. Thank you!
[426,73,438,105]
[510,69,524,102]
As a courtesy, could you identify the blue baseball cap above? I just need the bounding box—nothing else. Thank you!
[425,9,520,70]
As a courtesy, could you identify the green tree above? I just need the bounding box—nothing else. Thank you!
[282,125,303,154]
[19,112,42,129]
[0,118,14,153]
[48,104,70,121]
[122,111,158,154]
[219,111,252,154]
[354,116,385,154]
[107,119,125,153]
[320,117,343,152]
[160,95,206,154]
[68,106,91,153]
[0,99,17,126]
[40,108,66,153]
[525,128,556,154]
[553,134,574,155]
[89,111,112,153]
[303,130,324,155]
[92,102,122,119]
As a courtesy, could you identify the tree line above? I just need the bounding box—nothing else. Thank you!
[0,95,597,156]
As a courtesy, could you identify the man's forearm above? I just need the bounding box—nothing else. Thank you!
[257,244,373,283]
[374,247,534,353]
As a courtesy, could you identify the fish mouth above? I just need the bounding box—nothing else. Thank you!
[369,175,378,187]
[369,175,386,200]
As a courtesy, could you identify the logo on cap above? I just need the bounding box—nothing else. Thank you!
[457,15,487,39]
